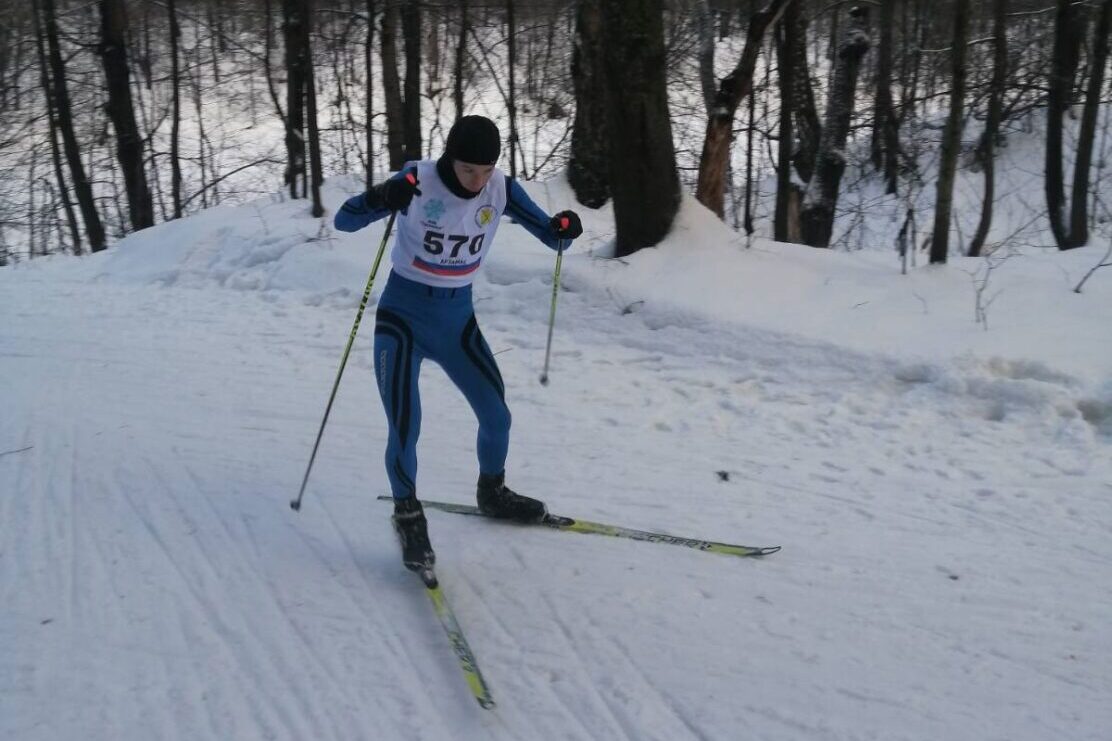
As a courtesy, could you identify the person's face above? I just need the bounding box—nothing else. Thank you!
[453,160,496,194]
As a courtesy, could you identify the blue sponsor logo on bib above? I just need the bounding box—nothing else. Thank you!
[424,199,446,222]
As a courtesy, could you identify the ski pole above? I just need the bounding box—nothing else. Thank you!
[291,208,398,512]
[539,230,569,386]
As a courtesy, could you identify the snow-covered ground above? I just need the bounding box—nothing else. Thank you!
[2,177,1111,740]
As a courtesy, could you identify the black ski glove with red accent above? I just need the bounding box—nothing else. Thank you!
[369,170,421,211]
[550,210,583,241]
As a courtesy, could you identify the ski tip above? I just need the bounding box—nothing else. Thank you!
[478,697,497,710]
[754,546,781,557]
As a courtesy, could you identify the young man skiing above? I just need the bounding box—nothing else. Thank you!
[334,115,583,573]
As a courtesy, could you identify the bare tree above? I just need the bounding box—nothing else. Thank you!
[400,1,421,160]
[774,0,801,242]
[32,0,80,254]
[35,0,105,251]
[365,0,376,188]
[872,0,899,195]
[168,0,183,218]
[381,2,405,168]
[1065,0,1111,248]
[99,0,154,231]
[969,0,1008,258]
[695,0,715,116]
[695,0,793,219]
[568,0,609,208]
[787,6,820,187]
[0,16,11,110]
[601,0,679,256]
[454,0,468,122]
[304,1,324,217]
[928,0,969,264]
[283,0,307,198]
[800,6,870,248]
[1040,0,1094,249]
[506,0,519,176]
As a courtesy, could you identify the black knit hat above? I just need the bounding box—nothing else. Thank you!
[444,115,501,165]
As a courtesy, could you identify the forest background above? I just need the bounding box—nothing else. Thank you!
[1,0,1110,270]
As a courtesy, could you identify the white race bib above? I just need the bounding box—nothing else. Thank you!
[390,160,507,288]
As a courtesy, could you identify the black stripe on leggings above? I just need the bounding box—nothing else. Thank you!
[392,458,416,498]
[460,315,505,400]
[374,309,415,449]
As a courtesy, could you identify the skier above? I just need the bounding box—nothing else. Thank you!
[334,115,583,572]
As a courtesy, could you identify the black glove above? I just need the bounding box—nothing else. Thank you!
[370,170,421,211]
[550,210,583,241]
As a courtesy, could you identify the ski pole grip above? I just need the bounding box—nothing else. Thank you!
[559,216,569,230]
[405,173,417,185]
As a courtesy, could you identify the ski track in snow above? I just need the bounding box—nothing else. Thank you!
[2,255,1111,741]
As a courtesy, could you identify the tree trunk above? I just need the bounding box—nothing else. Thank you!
[696,0,716,116]
[454,0,467,121]
[1045,0,1086,249]
[800,6,870,248]
[33,2,81,254]
[774,1,800,242]
[99,0,154,232]
[381,2,405,168]
[1067,0,1111,247]
[263,0,288,139]
[365,0,376,190]
[206,1,221,83]
[968,0,1008,258]
[8,12,26,111]
[695,0,794,218]
[507,0,522,175]
[169,0,183,218]
[568,0,609,208]
[774,7,794,242]
[900,0,924,122]
[303,0,324,217]
[37,0,106,251]
[601,0,679,256]
[400,1,421,161]
[743,68,756,236]
[0,18,9,109]
[789,7,820,184]
[928,0,969,264]
[872,0,899,195]
[283,0,307,197]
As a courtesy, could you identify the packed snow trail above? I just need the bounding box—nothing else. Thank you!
[2,198,1111,739]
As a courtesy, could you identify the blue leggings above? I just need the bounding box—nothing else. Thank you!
[373,272,510,499]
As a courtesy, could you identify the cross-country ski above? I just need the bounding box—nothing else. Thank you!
[378,496,781,558]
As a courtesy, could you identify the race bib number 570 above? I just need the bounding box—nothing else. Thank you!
[423,231,484,258]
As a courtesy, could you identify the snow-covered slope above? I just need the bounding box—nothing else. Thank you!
[2,180,1110,740]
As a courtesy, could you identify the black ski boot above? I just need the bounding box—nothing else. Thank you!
[392,497,435,572]
[476,472,547,523]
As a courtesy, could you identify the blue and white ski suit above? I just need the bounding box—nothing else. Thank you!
[334,160,569,499]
